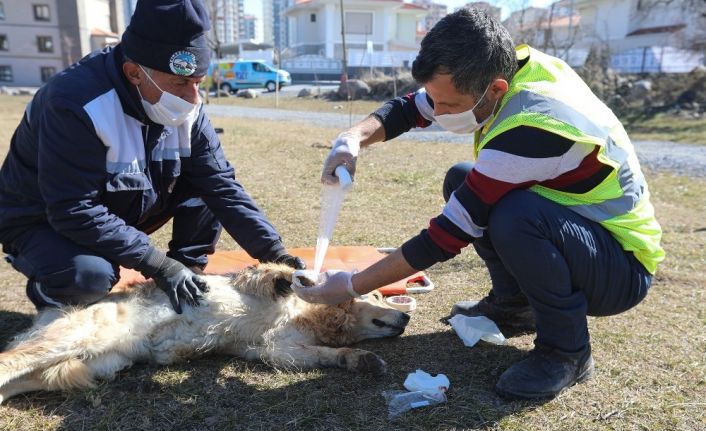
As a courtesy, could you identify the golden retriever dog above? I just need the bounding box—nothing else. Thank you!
[0,263,410,403]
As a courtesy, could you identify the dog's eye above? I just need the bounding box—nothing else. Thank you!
[372,319,387,328]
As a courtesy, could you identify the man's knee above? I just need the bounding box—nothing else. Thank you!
[487,190,544,249]
[72,255,117,299]
[30,255,117,307]
[443,162,474,202]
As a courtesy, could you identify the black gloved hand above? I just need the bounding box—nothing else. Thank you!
[272,253,307,270]
[152,257,210,314]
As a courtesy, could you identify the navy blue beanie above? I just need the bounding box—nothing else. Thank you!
[122,0,211,77]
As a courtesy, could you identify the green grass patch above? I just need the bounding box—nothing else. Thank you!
[624,113,706,145]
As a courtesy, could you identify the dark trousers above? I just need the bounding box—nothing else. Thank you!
[444,162,652,352]
[3,190,221,308]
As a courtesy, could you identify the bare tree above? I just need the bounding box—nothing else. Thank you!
[61,31,75,68]
[204,0,224,99]
[205,0,223,60]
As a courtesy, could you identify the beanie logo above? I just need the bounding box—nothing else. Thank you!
[169,51,197,76]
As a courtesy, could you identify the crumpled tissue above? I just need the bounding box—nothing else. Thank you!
[404,369,450,398]
[448,314,507,347]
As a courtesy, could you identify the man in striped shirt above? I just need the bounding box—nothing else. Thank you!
[294,8,660,400]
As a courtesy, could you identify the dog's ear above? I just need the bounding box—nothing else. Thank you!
[274,278,293,297]
[274,267,314,296]
[298,275,315,287]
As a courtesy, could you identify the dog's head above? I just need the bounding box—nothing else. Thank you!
[237,263,410,346]
[348,291,411,341]
[294,291,410,347]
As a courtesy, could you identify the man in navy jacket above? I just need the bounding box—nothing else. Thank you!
[0,0,303,314]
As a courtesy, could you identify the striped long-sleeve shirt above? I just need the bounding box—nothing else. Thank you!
[371,89,612,270]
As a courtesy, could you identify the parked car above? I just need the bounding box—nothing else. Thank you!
[206,60,291,93]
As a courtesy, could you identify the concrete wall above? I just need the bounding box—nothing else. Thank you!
[577,0,631,49]
[292,7,322,45]
[396,14,416,45]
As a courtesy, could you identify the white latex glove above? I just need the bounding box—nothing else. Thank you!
[292,270,359,305]
[321,131,360,185]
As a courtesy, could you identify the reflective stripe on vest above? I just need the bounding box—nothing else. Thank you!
[483,89,644,222]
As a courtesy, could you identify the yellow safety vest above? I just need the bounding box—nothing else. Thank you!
[475,45,664,274]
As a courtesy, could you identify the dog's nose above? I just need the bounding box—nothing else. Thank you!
[400,313,411,325]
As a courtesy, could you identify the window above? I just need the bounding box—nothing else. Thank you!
[0,2,5,20]
[345,12,373,35]
[37,36,53,53]
[0,65,12,82]
[253,62,269,72]
[33,4,50,21]
[0,34,7,51]
[40,66,56,83]
[310,13,316,22]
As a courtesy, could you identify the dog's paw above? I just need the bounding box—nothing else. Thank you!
[346,350,388,375]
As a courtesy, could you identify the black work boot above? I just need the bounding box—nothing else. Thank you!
[443,291,536,332]
[495,344,594,400]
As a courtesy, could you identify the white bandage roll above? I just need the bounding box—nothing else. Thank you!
[386,295,417,312]
[292,270,318,289]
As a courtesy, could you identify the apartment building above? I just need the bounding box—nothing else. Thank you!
[0,0,124,87]
[0,1,62,86]
[242,14,257,41]
[263,0,289,49]
[207,0,245,45]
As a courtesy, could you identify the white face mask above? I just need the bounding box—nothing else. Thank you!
[434,84,496,134]
[136,65,199,127]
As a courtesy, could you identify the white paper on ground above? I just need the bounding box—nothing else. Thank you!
[448,314,507,347]
[403,369,450,400]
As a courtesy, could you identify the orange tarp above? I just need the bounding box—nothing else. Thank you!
[116,246,428,295]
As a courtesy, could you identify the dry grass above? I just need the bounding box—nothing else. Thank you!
[0,95,704,430]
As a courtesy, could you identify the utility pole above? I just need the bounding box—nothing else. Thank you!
[339,0,348,83]
[275,17,281,109]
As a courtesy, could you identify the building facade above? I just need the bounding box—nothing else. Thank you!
[242,14,257,41]
[283,0,425,66]
[574,0,705,72]
[208,0,245,45]
[575,0,706,53]
[0,0,124,87]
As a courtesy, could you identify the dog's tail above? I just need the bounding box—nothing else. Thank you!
[0,336,99,403]
[0,302,138,392]
[0,339,55,388]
